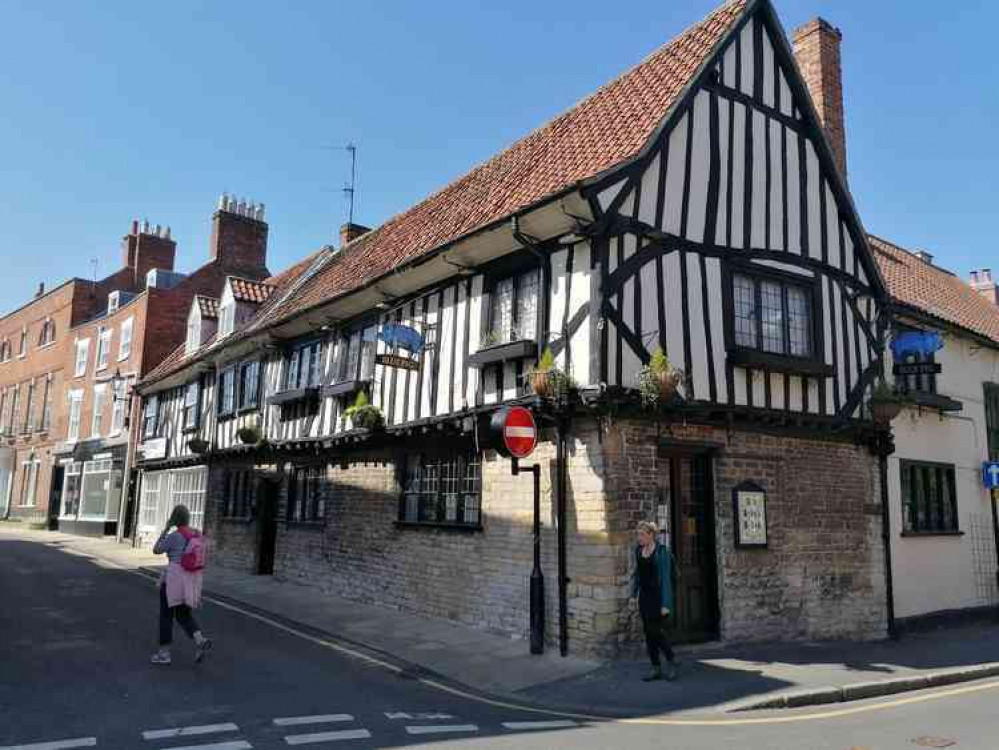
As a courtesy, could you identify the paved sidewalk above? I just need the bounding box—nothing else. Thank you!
[6,523,999,717]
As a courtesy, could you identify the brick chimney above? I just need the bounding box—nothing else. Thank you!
[970,269,999,306]
[210,194,269,272]
[340,222,370,248]
[792,18,848,182]
[129,219,176,289]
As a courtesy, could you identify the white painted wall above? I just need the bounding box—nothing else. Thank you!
[888,332,999,618]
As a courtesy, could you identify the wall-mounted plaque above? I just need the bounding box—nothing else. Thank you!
[733,481,767,549]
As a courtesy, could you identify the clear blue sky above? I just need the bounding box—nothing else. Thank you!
[1,1,995,312]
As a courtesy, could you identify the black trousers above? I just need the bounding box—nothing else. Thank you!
[640,610,674,667]
[159,584,199,647]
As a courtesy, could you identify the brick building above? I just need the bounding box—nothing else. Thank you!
[0,197,271,536]
[135,0,894,657]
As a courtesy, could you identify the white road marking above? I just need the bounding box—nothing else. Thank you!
[404,725,478,735]
[0,739,97,750]
[283,730,371,745]
[142,724,239,740]
[272,716,353,727]
[384,712,452,720]
[161,743,251,750]
[502,720,578,730]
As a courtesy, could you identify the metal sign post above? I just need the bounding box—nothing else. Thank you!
[491,407,544,654]
[512,457,544,654]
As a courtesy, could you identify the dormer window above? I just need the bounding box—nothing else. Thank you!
[186,315,200,355]
[219,302,235,338]
[108,291,122,314]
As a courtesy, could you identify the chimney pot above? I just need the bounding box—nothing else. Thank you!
[969,268,999,306]
[792,17,848,182]
[35,282,44,298]
[141,219,150,234]
[131,219,139,235]
[218,193,227,211]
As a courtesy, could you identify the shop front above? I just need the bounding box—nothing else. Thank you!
[54,442,126,537]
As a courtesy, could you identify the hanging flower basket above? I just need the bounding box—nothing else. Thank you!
[869,382,906,424]
[237,426,262,445]
[638,348,685,409]
[344,391,384,431]
[187,438,209,454]
[525,347,575,402]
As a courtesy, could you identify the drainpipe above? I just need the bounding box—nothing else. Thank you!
[879,448,897,639]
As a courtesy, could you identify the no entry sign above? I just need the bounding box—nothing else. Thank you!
[490,406,538,459]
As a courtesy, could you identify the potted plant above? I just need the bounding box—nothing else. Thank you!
[637,348,684,409]
[869,381,905,424]
[187,437,209,454]
[345,391,384,431]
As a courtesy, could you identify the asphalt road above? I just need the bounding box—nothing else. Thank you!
[2,534,998,750]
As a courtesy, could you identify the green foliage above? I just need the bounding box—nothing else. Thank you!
[637,348,684,409]
[535,347,556,373]
[345,389,383,430]
[648,347,671,374]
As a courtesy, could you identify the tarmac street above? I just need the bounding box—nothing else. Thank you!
[3,529,999,750]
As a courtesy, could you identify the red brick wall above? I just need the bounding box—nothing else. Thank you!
[793,18,848,181]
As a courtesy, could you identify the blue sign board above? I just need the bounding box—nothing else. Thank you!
[890,331,943,360]
[983,462,999,490]
[378,323,425,353]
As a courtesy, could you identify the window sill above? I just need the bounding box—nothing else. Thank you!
[726,348,834,377]
[217,411,236,422]
[267,387,319,407]
[901,530,965,538]
[236,404,260,415]
[181,426,201,435]
[468,339,538,368]
[900,392,963,413]
[322,379,371,399]
[394,520,483,533]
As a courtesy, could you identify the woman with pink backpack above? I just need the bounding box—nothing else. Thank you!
[150,504,212,665]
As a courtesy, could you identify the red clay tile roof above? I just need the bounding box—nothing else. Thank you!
[140,250,328,388]
[266,0,747,325]
[228,276,275,304]
[871,235,999,345]
[196,296,219,319]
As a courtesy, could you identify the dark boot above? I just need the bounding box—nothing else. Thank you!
[642,666,663,682]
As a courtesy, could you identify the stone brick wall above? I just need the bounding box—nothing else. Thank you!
[596,419,886,648]
[203,416,886,657]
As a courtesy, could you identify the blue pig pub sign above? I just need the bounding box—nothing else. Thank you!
[375,323,426,372]
[890,331,943,377]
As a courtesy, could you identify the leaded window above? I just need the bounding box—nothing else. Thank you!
[900,460,958,535]
[218,366,236,417]
[285,341,322,390]
[287,465,325,523]
[238,361,260,410]
[487,269,540,346]
[183,381,200,430]
[401,446,482,527]
[732,272,812,358]
[142,395,159,438]
[224,469,255,519]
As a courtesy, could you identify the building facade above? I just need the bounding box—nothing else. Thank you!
[872,238,999,623]
[135,0,892,656]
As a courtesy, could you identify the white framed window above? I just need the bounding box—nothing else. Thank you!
[96,327,112,370]
[487,269,540,346]
[142,395,159,438]
[18,456,40,507]
[183,380,201,430]
[91,384,108,437]
[172,466,207,530]
[0,339,11,362]
[38,319,56,347]
[67,390,84,441]
[21,380,35,433]
[186,313,201,355]
[79,457,119,521]
[139,471,167,531]
[60,460,83,518]
[110,378,129,435]
[74,339,90,377]
[18,328,27,358]
[218,366,236,417]
[119,317,134,361]
[39,374,53,431]
[219,302,235,338]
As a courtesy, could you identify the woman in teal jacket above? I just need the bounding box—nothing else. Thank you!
[630,520,677,681]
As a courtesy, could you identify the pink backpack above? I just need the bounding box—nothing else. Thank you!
[177,527,208,572]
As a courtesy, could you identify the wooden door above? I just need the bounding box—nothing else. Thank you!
[256,477,279,575]
[666,454,719,643]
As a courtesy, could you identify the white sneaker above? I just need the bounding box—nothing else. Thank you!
[194,637,213,664]
[150,650,172,665]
